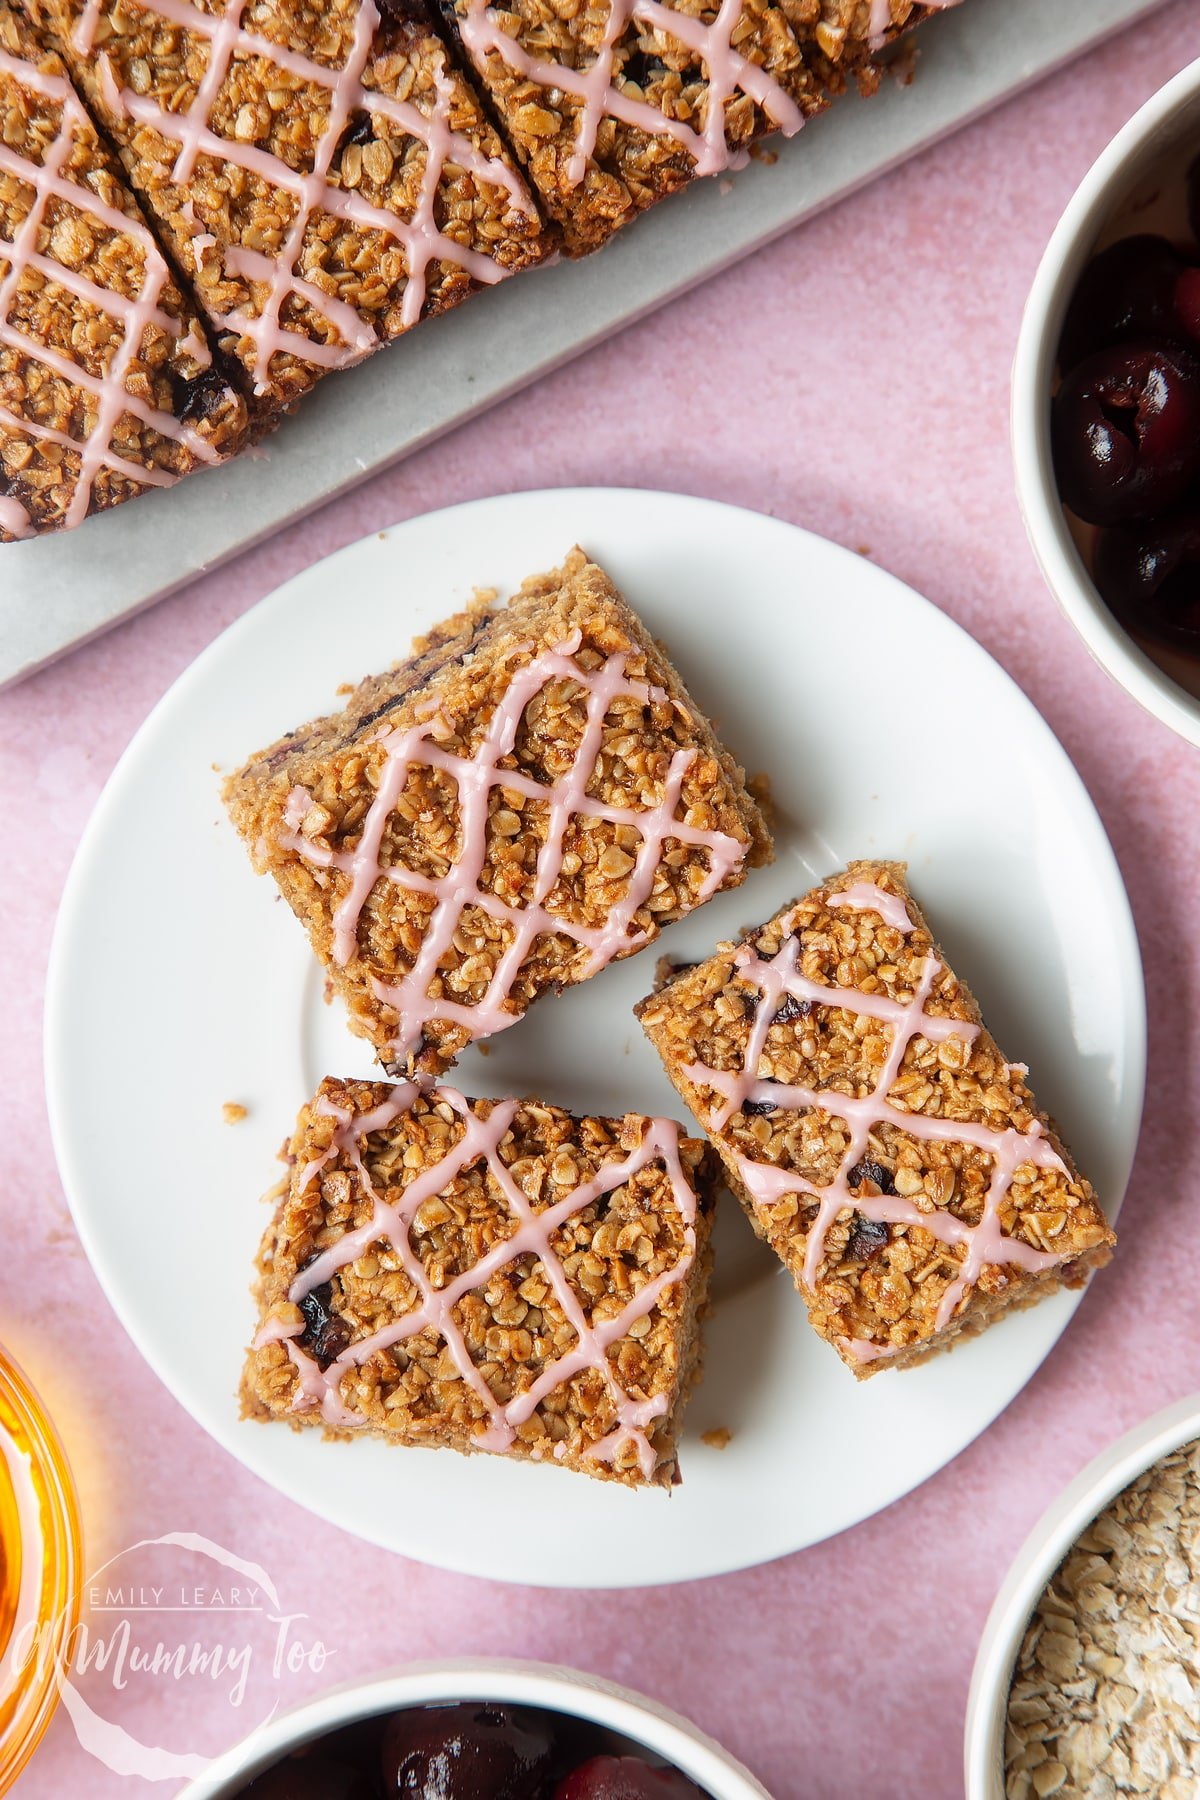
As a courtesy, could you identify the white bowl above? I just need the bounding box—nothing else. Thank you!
[181,1658,771,1799]
[1012,54,1200,746]
[964,1391,1200,1798]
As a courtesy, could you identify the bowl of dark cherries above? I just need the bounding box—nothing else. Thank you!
[180,1662,770,1800]
[1013,54,1200,745]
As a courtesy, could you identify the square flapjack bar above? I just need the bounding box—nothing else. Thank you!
[223,548,772,1075]
[439,0,962,252]
[243,1077,717,1487]
[0,1,245,539]
[27,0,548,420]
[637,859,1114,1376]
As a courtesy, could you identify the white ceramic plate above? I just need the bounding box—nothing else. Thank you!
[45,488,1145,1588]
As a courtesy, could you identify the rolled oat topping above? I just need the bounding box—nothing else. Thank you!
[224,550,772,1074]
[637,860,1114,1374]
[30,0,546,411]
[867,0,959,51]
[685,880,1071,1338]
[1006,1442,1200,1800]
[244,1077,718,1487]
[277,627,750,1067]
[456,0,805,191]
[0,1,245,536]
[443,0,964,252]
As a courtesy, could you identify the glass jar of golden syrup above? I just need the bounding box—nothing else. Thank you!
[0,1346,81,1793]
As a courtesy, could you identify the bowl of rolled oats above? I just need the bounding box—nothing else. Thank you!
[965,1392,1200,1800]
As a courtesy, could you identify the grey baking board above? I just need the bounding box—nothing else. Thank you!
[0,0,1171,687]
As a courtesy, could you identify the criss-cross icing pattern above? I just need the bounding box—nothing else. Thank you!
[458,0,804,188]
[683,881,1073,1362]
[0,46,221,538]
[71,0,534,393]
[279,630,749,1063]
[255,1085,699,1479]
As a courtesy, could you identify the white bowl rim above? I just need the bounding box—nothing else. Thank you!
[963,1389,1200,1797]
[1011,52,1200,748]
[181,1657,773,1799]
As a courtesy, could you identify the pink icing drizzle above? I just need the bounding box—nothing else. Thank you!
[178,200,216,273]
[280,631,749,1062]
[0,46,221,534]
[254,1085,699,1479]
[683,881,1073,1351]
[828,879,914,934]
[838,1335,901,1365]
[458,0,804,189]
[81,0,535,392]
[0,492,34,539]
[177,318,211,366]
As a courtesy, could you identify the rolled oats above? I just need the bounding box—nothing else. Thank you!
[637,860,1114,1375]
[223,549,772,1076]
[27,0,547,419]
[242,1075,718,1487]
[0,1,245,539]
[444,0,942,253]
[1006,1442,1200,1798]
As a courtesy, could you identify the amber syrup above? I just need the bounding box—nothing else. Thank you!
[0,1348,81,1793]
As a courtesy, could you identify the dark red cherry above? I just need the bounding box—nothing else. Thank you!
[1052,341,1200,525]
[554,1756,705,1800]
[1176,267,1200,344]
[1188,151,1200,243]
[1093,508,1200,651]
[846,1159,897,1198]
[296,1277,351,1368]
[1058,236,1194,370]
[380,1703,557,1798]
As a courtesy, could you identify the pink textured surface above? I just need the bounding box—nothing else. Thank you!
[5,7,1200,1794]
